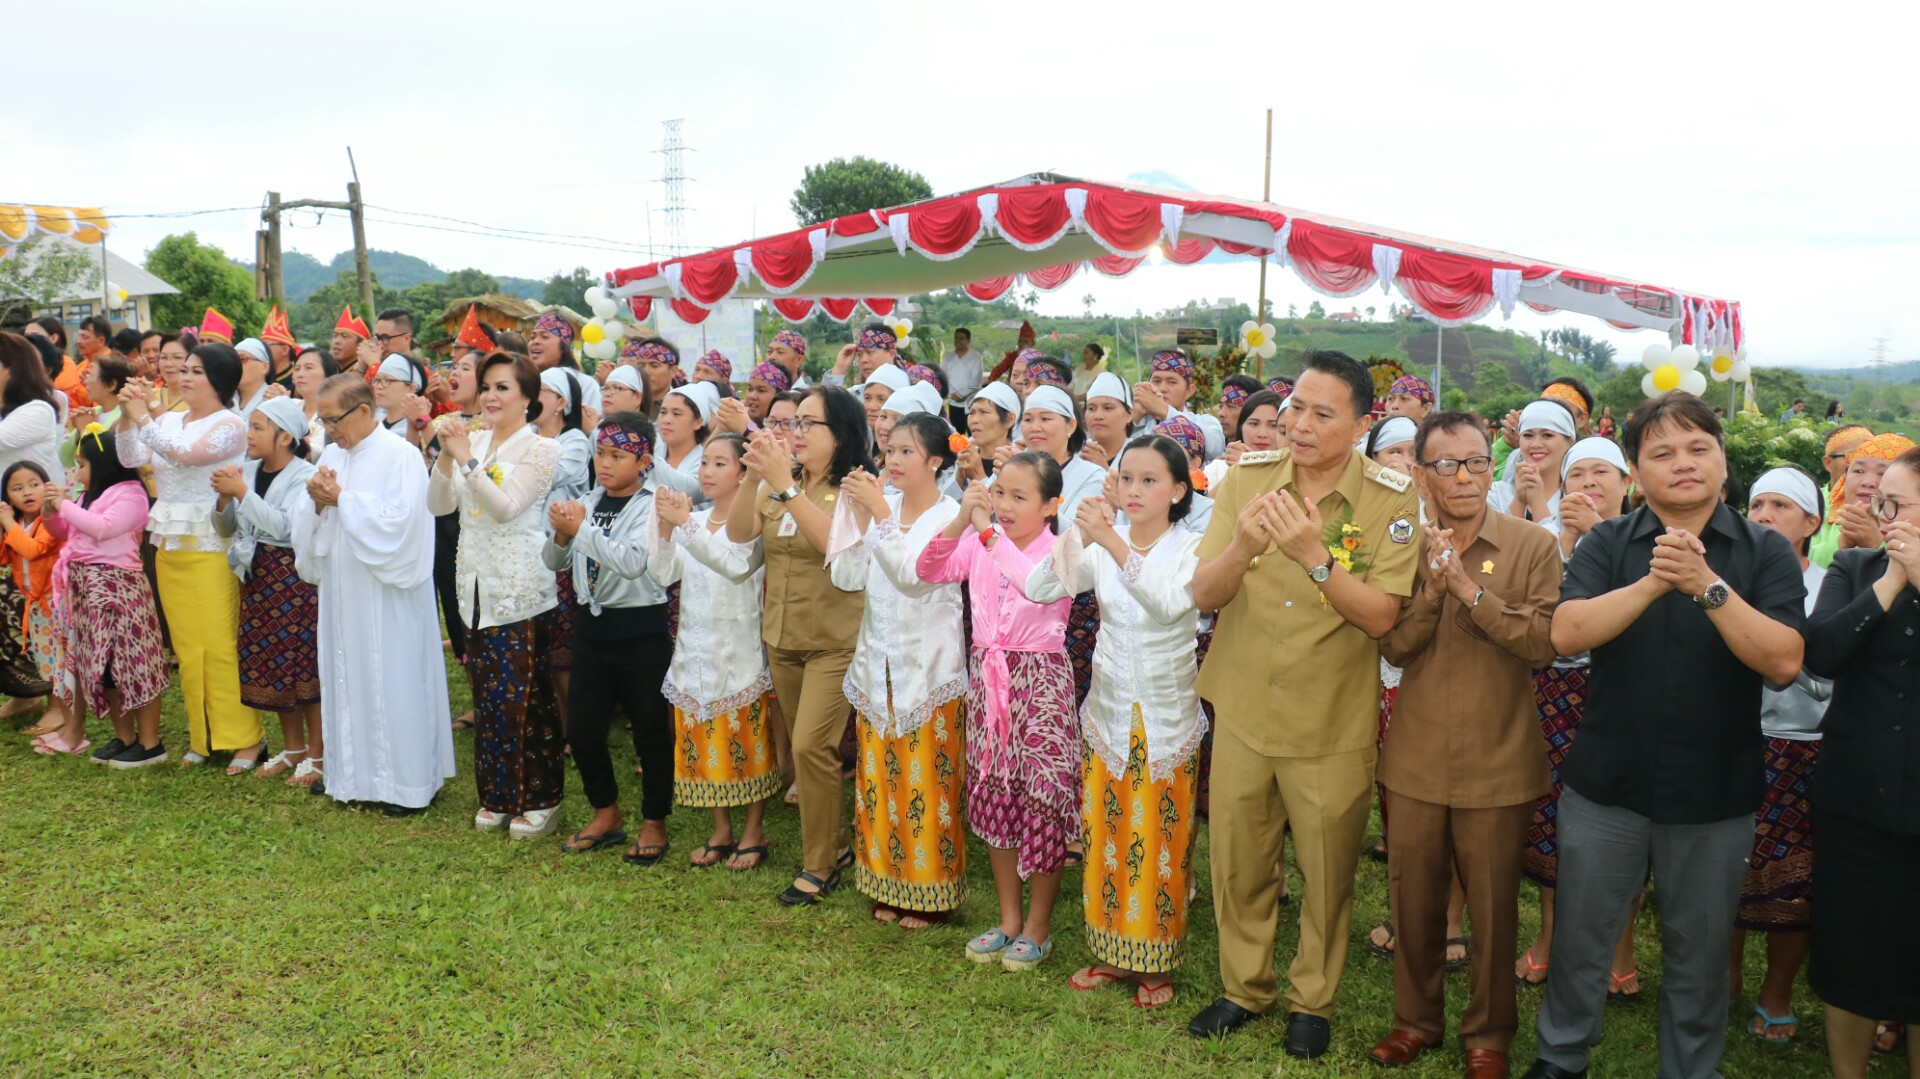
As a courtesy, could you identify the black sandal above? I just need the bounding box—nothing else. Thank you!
[562,828,627,854]
[690,842,735,868]
[1445,935,1473,972]
[729,845,769,871]
[623,839,671,867]
[777,868,841,906]
[1063,848,1085,870]
[837,848,855,870]
[1365,919,1396,959]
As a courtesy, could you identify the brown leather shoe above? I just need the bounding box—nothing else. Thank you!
[1464,1048,1510,1079]
[1367,1029,1436,1066]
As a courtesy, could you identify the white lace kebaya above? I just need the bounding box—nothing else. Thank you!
[116,410,246,552]
[647,506,771,721]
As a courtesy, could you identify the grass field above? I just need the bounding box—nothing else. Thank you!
[0,658,1860,1077]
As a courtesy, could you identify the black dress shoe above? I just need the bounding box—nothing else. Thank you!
[306,778,328,797]
[1283,1012,1331,1060]
[1187,997,1258,1038]
[381,802,428,817]
[1517,1060,1586,1079]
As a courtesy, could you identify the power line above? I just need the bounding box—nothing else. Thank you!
[360,214,655,256]
[365,205,651,249]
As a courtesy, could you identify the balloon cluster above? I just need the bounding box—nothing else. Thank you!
[890,317,914,350]
[1640,343,1705,397]
[1707,345,1751,384]
[577,285,627,362]
[1240,320,1278,360]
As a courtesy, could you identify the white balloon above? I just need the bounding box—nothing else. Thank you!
[584,286,605,306]
[602,319,627,342]
[1731,360,1751,381]
[1709,364,1730,383]
[590,297,618,320]
[1736,344,1748,362]
[1641,342,1671,370]
[1669,345,1700,372]
[1679,369,1708,396]
[1641,373,1660,398]
[587,339,617,361]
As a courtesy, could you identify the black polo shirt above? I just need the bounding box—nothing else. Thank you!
[1560,501,1806,824]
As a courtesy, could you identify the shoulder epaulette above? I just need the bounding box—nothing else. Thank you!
[1237,448,1290,467]
[1363,459,1411,492]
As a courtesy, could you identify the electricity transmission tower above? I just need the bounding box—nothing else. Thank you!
[1871,337,1891,382]
[658,120,688,257]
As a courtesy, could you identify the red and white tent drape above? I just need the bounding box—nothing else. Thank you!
[606,175,1741,354]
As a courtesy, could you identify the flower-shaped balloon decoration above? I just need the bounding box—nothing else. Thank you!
[1240,320,1278,360]
[1709,351,1736,382]
[1640,342,1708,398]
[579,285,629,362]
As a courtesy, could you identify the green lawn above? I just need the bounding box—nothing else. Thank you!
[0,659,1855,1077]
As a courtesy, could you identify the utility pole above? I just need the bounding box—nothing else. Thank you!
[1255,107,1273,379]
[256,152,373,318]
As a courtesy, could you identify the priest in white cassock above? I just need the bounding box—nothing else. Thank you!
[291,374,454,816]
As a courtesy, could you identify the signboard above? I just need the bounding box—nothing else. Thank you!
[648,298,756,382]
[1175,327,1219,347]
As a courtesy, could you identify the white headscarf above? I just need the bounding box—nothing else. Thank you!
[234,338,270,364]
[856,364,911,395]
[1750,467,1823,519]
[1518,399,1578,441]
[256,396,309,441]
[1370,416,1417,451]
[1022,385,1076,421]
[882,381,942,418]
[1086,372,1132,409]
[604,365,643,394]
[667,380,722,423]
[1560,436,1628,481]
[970,382,1021,416]
[377,353,424,391]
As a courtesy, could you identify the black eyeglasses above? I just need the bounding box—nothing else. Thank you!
[1873,495,1915,522]
[1420,455,1494,477]
[374,333,408,345]
[318,402,367,429]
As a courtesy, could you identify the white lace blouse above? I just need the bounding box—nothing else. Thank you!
[116,410,246,552]
[828,492,969,738]
[648,507,770,720]
[426,424,560,629]
[1025,523,1208,778]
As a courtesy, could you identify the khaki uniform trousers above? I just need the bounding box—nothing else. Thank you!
[1209,724,1375,1017]
[767,645,853,876]
[1383,789,1530,1052]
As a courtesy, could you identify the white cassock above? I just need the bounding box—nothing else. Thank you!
[291,425,454,808]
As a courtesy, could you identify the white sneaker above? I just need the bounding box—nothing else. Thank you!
[509,807,558,839]
[474,809,511,831]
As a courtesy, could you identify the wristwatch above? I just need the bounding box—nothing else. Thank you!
[463,458,479,475]
[769,484,802,503]
[1695,577,1730,611]
[1307,556,1335,584]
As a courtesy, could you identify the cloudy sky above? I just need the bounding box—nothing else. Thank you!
[5,1,1908,369]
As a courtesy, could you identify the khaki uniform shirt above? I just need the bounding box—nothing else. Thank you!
[758,482,863,652]
[1197,448,1420,757]
[1378,511,1562,808]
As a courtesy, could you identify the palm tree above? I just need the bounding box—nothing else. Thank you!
[1081,293,1096,318]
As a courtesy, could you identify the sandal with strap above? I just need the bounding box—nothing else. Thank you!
[1070,966,1128,991]
[728,845,769,871]
[1748,1004,1797,1044]
[1874,1021,1903,1056]
[257,748,305,779]
[1607,968,1643,1003]
[1366,919,1396,959]
[509,808,558,839]
[225,739,270,776]
[1134,976,1176,1009]
[1445,934,1473,972]
[289,757,322,787]
[690,842,735,868]
[1516,949,1550,987]
[776,868,840,907]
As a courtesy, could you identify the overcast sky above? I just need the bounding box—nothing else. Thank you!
[4,1,1908,369]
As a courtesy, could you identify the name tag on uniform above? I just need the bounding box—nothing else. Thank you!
[777,512,797,538]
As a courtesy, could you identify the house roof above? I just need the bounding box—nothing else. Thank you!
[7,234,179,303]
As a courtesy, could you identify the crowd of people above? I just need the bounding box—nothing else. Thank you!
[3,306,1917,1079]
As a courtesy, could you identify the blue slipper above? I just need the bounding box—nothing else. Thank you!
[966,927,1012,963]
[1001,935,1053,972]
[1749,1004,1797,1045]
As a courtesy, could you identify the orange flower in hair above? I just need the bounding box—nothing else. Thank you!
[949,433,972,454]
[1189,468,1209,493]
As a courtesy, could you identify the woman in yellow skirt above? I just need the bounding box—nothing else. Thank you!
[115,339,262,770]
[831,410,970,927]
[650,434,780,870]
[1018,434,1206,1007]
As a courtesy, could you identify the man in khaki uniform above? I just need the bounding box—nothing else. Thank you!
[1187,351,1420,1061]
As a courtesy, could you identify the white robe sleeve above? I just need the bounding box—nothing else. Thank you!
[334,436,435,591]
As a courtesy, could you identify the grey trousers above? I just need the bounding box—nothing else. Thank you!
[1533,786,1752,1079]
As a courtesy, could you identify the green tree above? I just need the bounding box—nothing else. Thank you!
[1472,357,1513,395]
[143,232,267,338]
[1306,300,1326,320]
[542,267,598,309]
[292,268,402,343]
[789,157,933,226]
[0,235,98,324]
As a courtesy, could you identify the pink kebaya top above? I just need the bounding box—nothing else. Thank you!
[47,482,150,572]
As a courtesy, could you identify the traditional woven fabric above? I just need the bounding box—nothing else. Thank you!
[1523,665,1587,888]
[1389,373,1434,404]
[1083,708,1200,973]
[237,543,320,710]
[542,568,576,673]
[1737,736,1818,932]
[1194,627,1215,819]
[770,329,807,357]
[64,562,167,714]
[853,696,968,912]
[674,693,781,808]
[966,648,1077,880]
[471,617,565,815]
[1066,590,1099,705]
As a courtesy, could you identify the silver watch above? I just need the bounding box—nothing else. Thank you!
[1695,578,1730,611]
[769,484,802,503]
[1307,556,1335,584]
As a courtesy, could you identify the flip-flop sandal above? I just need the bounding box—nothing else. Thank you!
[1445,935,1473,972]
[837,848,855,870]
[1069,966,1127,991]
[562,829,628,854]
[1607,968,1643,1002]
[897,910,950,930]
[450,714,474,731]
[623,840,671,867]
[690,842,736,868]
[1748,1005,1797,1045]
[1517,949,1550,987]
[1365,919,1396,959]
[1874,1022,1904,1055]
[728,845,769,871]
[1133,978,1176,1009]
[1063,849,1085,870]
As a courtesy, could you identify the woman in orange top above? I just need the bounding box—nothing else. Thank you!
[3,461,65,732]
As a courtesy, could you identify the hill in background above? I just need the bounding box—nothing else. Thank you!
[245,249,548,304]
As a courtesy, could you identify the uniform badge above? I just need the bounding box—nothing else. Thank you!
[1388,516,1414,544]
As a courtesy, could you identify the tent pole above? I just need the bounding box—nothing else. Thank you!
[1255,106,1273,379]
[1434,325,1444,400]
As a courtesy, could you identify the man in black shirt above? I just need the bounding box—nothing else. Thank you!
[1520,394,1806,1079]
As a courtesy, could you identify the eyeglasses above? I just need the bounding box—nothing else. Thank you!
[374,333,408,345]
[1873,495,1915,522]
[318,402,367,429]
[790,418,823,436]
[1420,455,1493,477]
[762,419,797,432]
[372,375,403,389]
